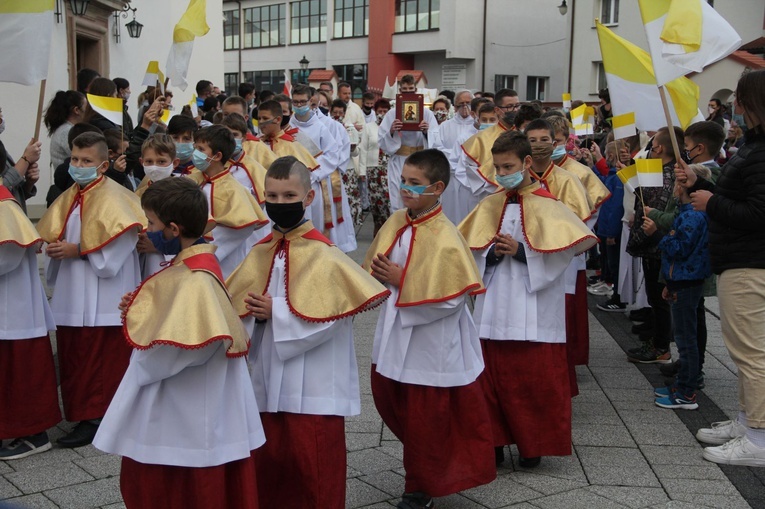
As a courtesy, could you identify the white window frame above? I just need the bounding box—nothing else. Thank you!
[494,74,517,92]
[600,0,619,26]
[526,76,548,102]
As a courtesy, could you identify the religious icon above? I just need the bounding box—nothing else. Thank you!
[395,93,424,131]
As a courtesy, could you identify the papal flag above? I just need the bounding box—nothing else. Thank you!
[571,104,594,136]
[612,112,637,141]
[596,21,703,131]
[636,158,664,188]
[562,93,572,110]
[87,94,123,127]
[638,0,741,86]
[0,0,54,85]
[166,0,210,91]
[142,61,166,95]
[617,164,639,194]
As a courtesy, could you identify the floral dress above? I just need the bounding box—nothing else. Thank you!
[366,149,391,231]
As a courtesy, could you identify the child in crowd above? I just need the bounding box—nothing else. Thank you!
[595,142,626,312]
[647,164,713,410]
[167,115,198,175]
[222,95,277,170]
[189,125,267,278]
[103,130,134,190]
[459,131,596,468]
[94,177,264,509]
[37,132,145,448]
[364,149,495,508]
[227,156,388,508]
[477,103,499,131]
[0,162,60,459]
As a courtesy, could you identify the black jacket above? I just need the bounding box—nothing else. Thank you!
[694,129,765,274]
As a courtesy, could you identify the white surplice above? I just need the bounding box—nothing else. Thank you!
[46,204,140,327]
[228,157,271,250]
[199,183,253,279]
[94,341,265,467]
[245,255,360,417]
[472,204,574,343]
[455,143,499,215]
[439,114,478,224]
[0,244,56,340]
[371,226,483,387]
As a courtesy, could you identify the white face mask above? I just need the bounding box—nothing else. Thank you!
[144,163,174,182]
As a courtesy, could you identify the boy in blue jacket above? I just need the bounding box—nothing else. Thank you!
[644,164,712,410]
[595,142,626,312]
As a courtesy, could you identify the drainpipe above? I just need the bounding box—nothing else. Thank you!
[236,0,242,83]
[481,0,487,91]
[566,0,576,93]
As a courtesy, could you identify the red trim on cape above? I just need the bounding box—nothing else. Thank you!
[468,192,512,252]
[536,164,594,223]
[531,187,557,200]
[0,185,14,201]
[459,146,499,188]
[246,132,259,141]
[302,228,333,246]
[182,252,225,283]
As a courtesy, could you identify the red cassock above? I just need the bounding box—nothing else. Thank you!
[480,340,572,458]
[0,336,61,438]
[566,270,591,367]
[371,366,496,497]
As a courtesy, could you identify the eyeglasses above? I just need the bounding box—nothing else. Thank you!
[292,100,309,106]
[497,103,520,111]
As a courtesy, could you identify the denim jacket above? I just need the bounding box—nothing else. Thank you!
[658,202,711,284]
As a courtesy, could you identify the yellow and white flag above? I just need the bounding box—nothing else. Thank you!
[166,0,210,91]
[562,93,572,110]
[617,164,639,194]
[142,61,166,95]
[638,0,741,86]
[612,112,637,141]
[0,0,54,85]
[596,21,703,131]
[189,94,199,117]
[87,94,123,127]
[571,104,594,136]
[636,158,663,188]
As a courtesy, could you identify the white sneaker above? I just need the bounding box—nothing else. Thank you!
[702,435,765,467]
[587,282,613,296]
[696,419,747,445]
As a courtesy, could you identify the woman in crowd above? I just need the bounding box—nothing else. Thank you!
[358,98,391,236]
[43,90,86,170]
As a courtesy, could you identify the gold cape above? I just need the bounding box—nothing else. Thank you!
[460,122,512,186]
[243,136,278,170]
[458,182,598,255]
[0,186,42,248]
[226,220,390,322]
[534,162,593,221]
[188,169,268,230]
[261,130,319,170]
[557,155,611,213]
[362,206,485,307]
[36,176,147,255]
[226,151,268,204]
[123,244,250,357]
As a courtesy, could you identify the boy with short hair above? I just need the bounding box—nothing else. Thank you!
[221,113,268,204]
[364,149,495,508]
[459,132,597,468]
[103,130,134,190]
[189,125,268,278]
[37,132,145,448]
[94,177,265,509]
[477,103,499,130]
[0,176,61,460]
[227,156,388,508]
[222,95,277,170]
[167,115,198,175]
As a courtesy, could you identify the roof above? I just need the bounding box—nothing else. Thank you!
[395,70,427,84]
[728,50,765,70]
[307,70,338,82]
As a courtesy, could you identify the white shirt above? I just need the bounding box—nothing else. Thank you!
[200,182,253,279]
[0,244,56,339]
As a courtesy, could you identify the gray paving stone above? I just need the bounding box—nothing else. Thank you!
[347,432,381,452]
[0,475,22,499]
[73,454,122,479]
[586,486,669,508]
[357,470,403,497]
[74,444,108,458]
[347,465,364,478]
[381,424,396,441]
[377,442,403,461]
[664,493,751,509]
[513,454,588,483]
[1,493,59,508]
[0,460,14,474]
[5,463,93,494]
[616,409,685,427]
[498,504,541,509]
[346,477,390,508]
[347,448,402,475]
[651,464,727,481]
[462,475,542,508]
[346,420,383,433]
[624,422,700,447]
[6,447,82,471]
[433,493,490,508]
[582,464,661,487]
[648,502,702,509]
[531,487,626,509]
[576,446,650,466]
[661,478,740,496]
[639,445,710,466]
[102,504,127,509]
[572,424,636,447]
[607,390,664,411]
[44,476,122,509]
[508,471,588,495]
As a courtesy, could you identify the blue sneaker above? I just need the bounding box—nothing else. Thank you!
[655,392,698,410]
[654,386,673,398]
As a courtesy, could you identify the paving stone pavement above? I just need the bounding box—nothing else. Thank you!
[1,215,760,508]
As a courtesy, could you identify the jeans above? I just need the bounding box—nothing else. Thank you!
[606,238,622,297]
[697,297,707,369]
[668,284,704,395]
[642,258,671,351]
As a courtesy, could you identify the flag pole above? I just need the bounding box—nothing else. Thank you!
[33,79,47,141]
[657,85,683,163]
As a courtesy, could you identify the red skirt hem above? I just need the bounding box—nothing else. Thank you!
[566,270,590,366]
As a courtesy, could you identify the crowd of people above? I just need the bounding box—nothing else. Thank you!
[0,65,763,509]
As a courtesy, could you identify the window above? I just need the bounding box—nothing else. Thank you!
[290,0,327,44]
[334,0,369,38]
[494,74,517,92]
[243,70,286,93]
[333,64,368,99]
[526,76,547,101]
[600,0,619,25]
[594,62,607,94]
[243,4,286,48]
[395,0,440,33]
[224,9,240,50]
[224,73,239,97]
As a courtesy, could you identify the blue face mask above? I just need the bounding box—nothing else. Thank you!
[400,182,437,197]
[68,164,100,186]
[235,138,243,151]
[175,142,194,161]
[496,171,525,190]
[479,123,495,131]
[294,104,311,116]
[192,149,212,171]
[552,145,567,160]
[146,230,181,256]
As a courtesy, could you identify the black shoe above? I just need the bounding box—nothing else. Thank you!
[57,421,99,448]
[659,360,681,377]
[597,297,627,312]
[638,331,655,342]
[397,492,434,509]
[0,432,51,460]
[628,342,651,355]
[495,446,505,466]
[627,348,672,364]
[631,321,654,334]
[518,456,541,468]
[629,308,652,322]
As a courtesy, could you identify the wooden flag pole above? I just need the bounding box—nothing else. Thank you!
[33,79,47,141]
[657,85,683,163]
